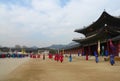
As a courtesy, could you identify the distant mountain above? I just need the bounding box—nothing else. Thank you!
[67,42,79,46]
[47,42,80,50]
[47,44,66,49]
[30,46,38,49]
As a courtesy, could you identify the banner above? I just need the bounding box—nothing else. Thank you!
[109,39,115,50]
[22,48,25,54]
[97,40,100,55]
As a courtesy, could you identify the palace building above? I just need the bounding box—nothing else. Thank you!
[64,11,120,56]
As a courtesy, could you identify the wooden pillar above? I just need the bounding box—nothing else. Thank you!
[88,46,91,55]
[82,47,84,56]
[107,40,109,55]
[118,41,120,56]
[86,47,89,60]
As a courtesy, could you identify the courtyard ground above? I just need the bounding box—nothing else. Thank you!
[0,56,120,81]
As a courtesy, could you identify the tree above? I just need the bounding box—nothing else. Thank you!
[22,45,28,48]
[15,45,21,49]
[49,49,57,54]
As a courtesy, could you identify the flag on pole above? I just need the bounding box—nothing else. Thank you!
[97,40,100,56]
[22,48,25,54]
[9,48,12,54]
[109,39,115,51]
[101,46,104,56]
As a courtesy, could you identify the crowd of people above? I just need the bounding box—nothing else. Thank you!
[0,53,28,58]
[0,52,115,65]
[30,53,73,63]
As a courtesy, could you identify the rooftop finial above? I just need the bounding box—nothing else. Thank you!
[104,9,106,12]
[104,24,107,27]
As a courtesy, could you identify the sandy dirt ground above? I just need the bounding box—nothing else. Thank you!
[0,58,29,80]
[0,56,120,81]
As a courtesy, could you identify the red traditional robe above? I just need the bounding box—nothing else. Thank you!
[49,54,53,59]
[59,54,64,63]
[86,54,88,60]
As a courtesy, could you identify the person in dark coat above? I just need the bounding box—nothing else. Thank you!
[110,54,115,65]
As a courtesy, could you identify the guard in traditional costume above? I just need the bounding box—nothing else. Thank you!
[37,54,40,58]
[56,54,59,62]
[86,54,88,60]
[49,54,53,59]
[60,54,64,63]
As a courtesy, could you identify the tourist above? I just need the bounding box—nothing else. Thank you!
[105,50,108,57]
[110,54,115,65]
[94,51,99,63]
[95,54,99,63]
[69,54,72,62]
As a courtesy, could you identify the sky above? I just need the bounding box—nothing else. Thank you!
[0,0,120,48]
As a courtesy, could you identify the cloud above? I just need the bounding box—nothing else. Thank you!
[0,0,120,47]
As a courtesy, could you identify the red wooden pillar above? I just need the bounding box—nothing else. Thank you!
[74,48,75,54]
[88,46,91,55]
[73,48,75,54]
[118,41,120,56]
[86,47,89,60]
[78,48,79,54]
[75,48,77,54]
[82,47,84,56]
[77,48,79,54]
[107,41,110,55]
[71,49,73,54]
[80,48,82,55]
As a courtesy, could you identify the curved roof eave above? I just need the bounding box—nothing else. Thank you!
[112,35,120,41]
[73,27,107,44]
[74,11,120,35]
[73,28,120,45]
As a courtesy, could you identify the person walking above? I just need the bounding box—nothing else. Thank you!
[60,54,64,63]
[110,54,115,65]
[94,51,99,63]
[69,54,72,62]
